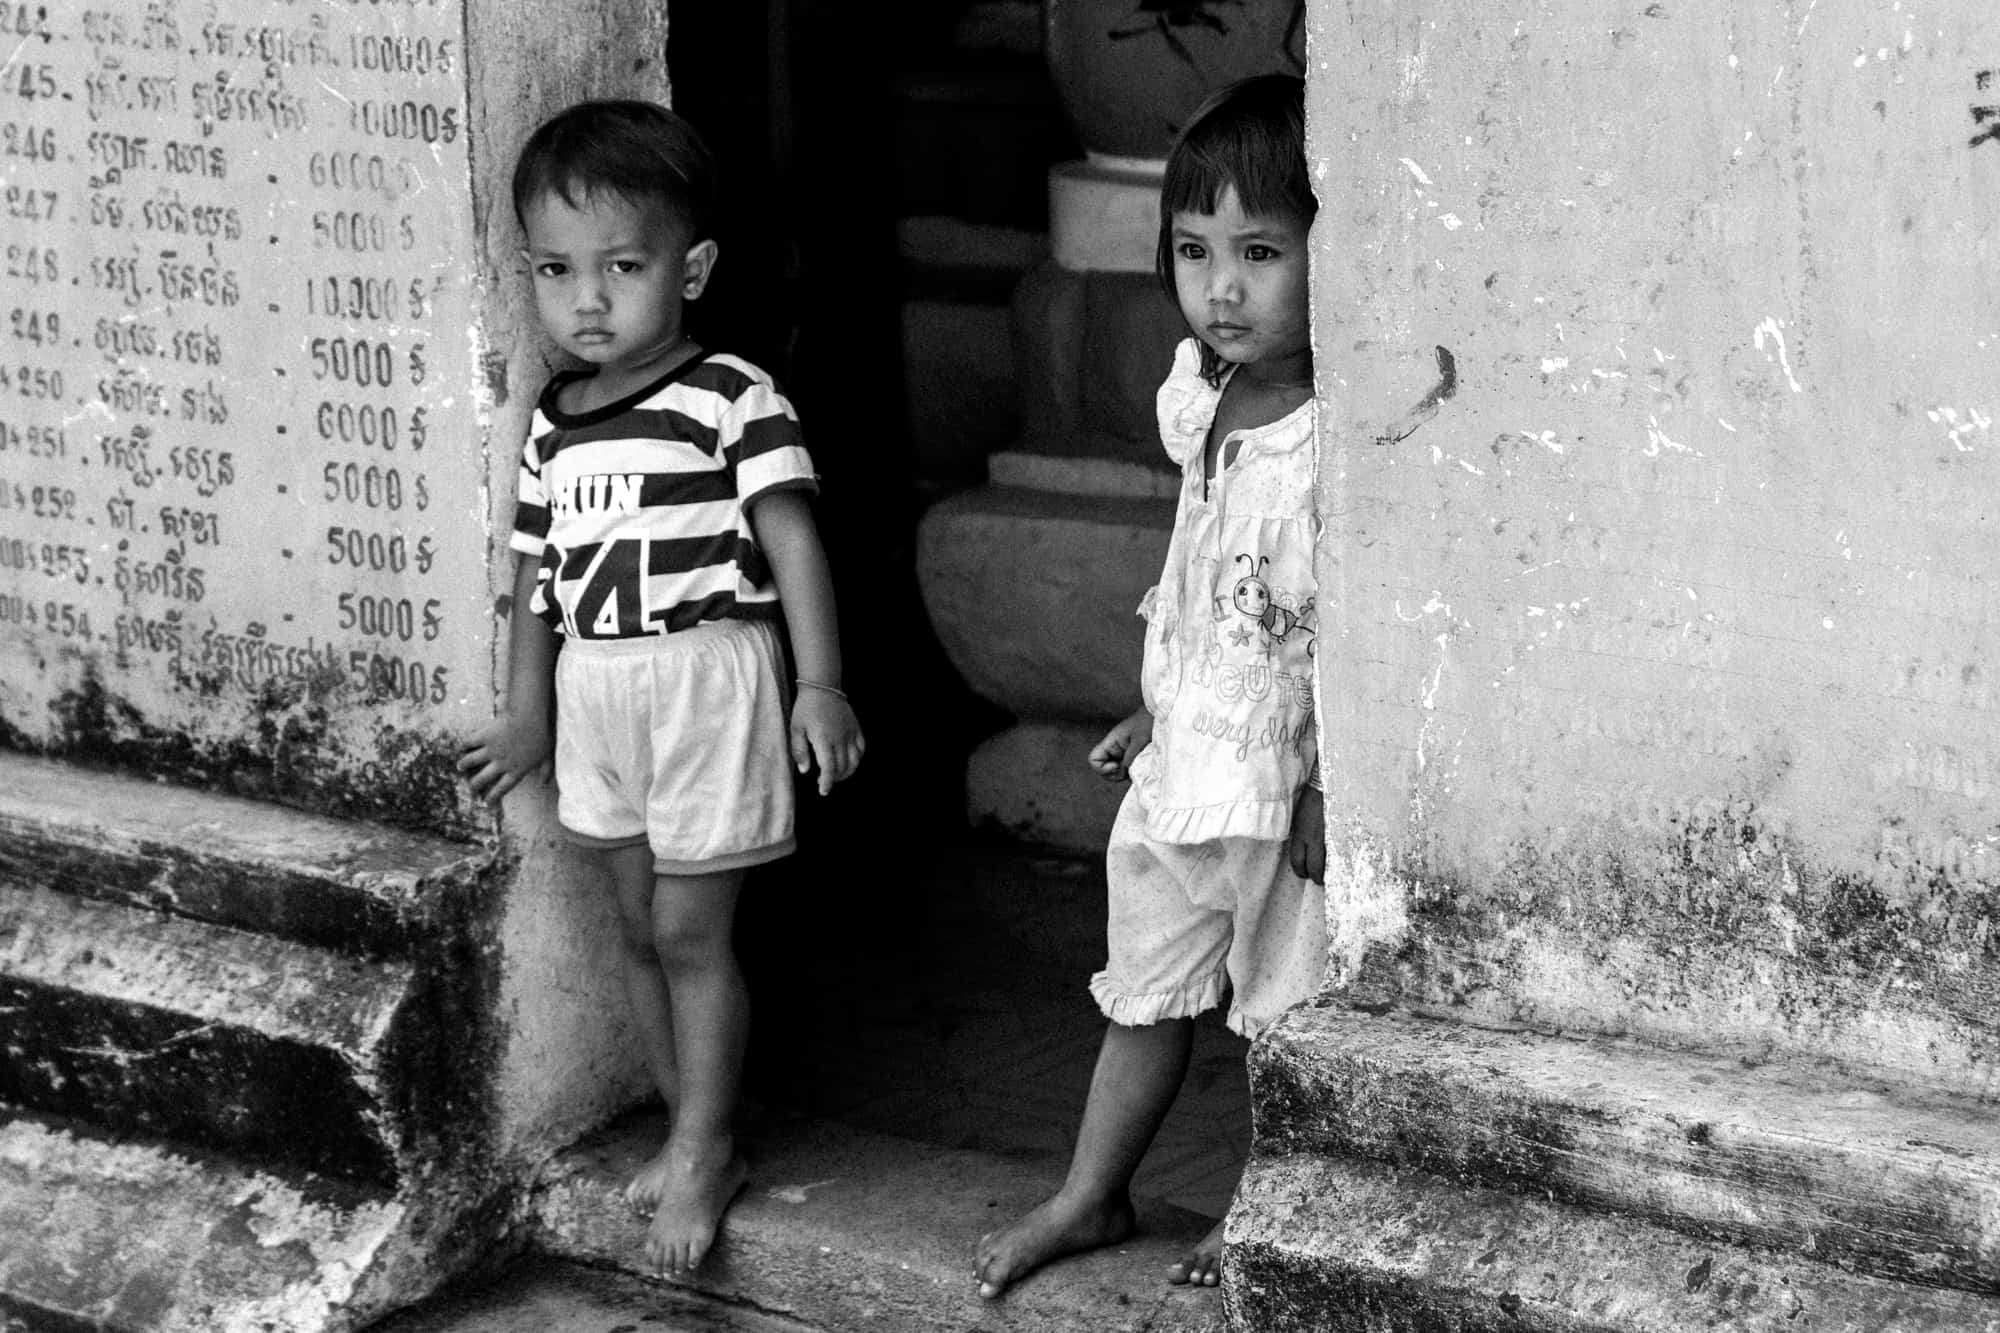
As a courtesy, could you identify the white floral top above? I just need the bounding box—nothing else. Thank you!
[1131,339,1320,844]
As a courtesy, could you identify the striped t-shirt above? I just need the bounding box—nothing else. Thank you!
[509,353,818,639]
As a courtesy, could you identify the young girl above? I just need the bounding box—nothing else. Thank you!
[975,73,1326,1298]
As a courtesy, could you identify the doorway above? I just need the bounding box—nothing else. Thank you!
[666,0,1250,1230]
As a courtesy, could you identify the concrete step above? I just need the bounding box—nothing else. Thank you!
[0,752,489,956]
[898,215,1044,302]
[986,449,1179,501]
[0,1111,415,1333]
[1049,157,1162,275]
[1011,260,1185,466]
[0,753,508,1333]
[902,295,1020,486]
[0,753,496,1186]
[891,67,1069,231]
[1249,1005,2000,1298]
[527,1109,1226,1333]
[1226,1150,2000,1333]
[916,483,1171,720]
[1,883,417,1185]
[965,720,1127,853]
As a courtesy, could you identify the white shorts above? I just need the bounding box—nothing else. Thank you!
[553,618,796,875]
[1089,776,1328,1039]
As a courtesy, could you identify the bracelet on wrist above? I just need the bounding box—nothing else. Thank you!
[796,678,848,702]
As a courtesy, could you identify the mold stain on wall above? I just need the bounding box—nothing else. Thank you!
[2,658,480,840]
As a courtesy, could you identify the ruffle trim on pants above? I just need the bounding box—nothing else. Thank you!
[1089,966,1226,1029]
[1229,1003,1280,1042]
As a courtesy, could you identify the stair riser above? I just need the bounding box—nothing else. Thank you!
[1364,832,2000,1102]
[0,866,507,1190]
[2,981,397,1187]
[0,716,508,1332]
[0,753,493,962]
[965,721,1126,853]
[1,1290,111,1333]
[1250,1019,2000,1296]
[1226,1255,1620,1333]
[0,823,426,957]
[1227,1155,2000,1333]
[916,487,1171,719]
[0,1115,441,1333]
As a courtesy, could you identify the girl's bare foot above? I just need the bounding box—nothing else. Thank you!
[623,1139,684,1213]
[634,1139,748,1278]
[1166,1218,1224,1286]
[974,1191,1136,1299]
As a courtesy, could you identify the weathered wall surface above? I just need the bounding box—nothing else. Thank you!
[0,0,499,835]
[0,0,671,1234]
[1308,2,2000,1095]
[459,0,670,1181]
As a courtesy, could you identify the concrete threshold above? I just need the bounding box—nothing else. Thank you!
[369,1255,825,1333]
[526,1108,1229,1333]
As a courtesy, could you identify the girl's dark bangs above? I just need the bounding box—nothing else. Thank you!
[1161,145,1227,219]
[1161,128,1314,224]
[1232,149,1315,222]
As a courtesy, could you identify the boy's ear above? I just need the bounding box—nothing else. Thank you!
[682,239,719,300]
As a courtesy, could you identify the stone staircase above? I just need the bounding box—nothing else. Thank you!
[900,16,1191,855]
[0,752,502,1333]
[891,5,1063,500]
[1229,1003,2000,1330]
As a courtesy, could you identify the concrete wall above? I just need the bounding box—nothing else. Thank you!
[0,1,494,834]
[0,0,670,1175]
[1306,2,1999,1094]
[461,0,669,1180]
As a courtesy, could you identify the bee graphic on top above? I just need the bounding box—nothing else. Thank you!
[1215,552,1315,654]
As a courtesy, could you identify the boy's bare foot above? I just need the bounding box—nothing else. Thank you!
[1166,1218,1224,1286]
[631,1140,748,1278]
[974,1191,1136,1299]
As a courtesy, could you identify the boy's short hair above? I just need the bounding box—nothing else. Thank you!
[1153,73,1315,306]
[512,99,717,240]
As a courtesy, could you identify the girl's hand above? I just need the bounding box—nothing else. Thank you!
[790,687,864,796]
[1088,709,1155,782]
[1288,784,1325,884]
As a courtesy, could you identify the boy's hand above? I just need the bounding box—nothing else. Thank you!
[1088,709,1155,782]
[790,688,863,796]
[456,712,554,807]
[1287,784,1326,884]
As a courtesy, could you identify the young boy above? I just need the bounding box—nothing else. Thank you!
[458,99,864,1278]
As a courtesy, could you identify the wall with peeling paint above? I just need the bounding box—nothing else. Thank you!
[461,0,671,1161]
[1306,2,1999,1095]
[0,0,670,1273]
[0,5,500,837]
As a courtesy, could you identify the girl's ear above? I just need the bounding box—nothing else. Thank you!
[683,239,720,299]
